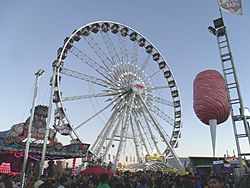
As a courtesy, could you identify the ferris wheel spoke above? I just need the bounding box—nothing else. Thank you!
[149,104,174,127]
[114,93,136,165]
[91,108,121,156]
[132,113,152,155]
[110,91,131,112]
[141,111,161,154]
[101,31,121,65]
[147,95,174,107]
[102,103,133,159]
[112,65,131,87]
[114,64,126,85]
[61,91,121,102]
[131,125,141,163]
[147,117,171,150]
[91,109,119,151]
[118,32,130,63]
[74,100,115,131]
[139,96,171,145]
[61,68,112,88]
[136,119,154,153]
[147,69,162,79]
[147,85,169,91]
[138,95,182,167]
[125,41,141,83]
[140,53,151,71]
[68,45,111,80]
[75,91,128,137]
[130,116,143,162]
[92,92,132,156]
[146,106,174,145]
[101,111,126,159]
[83,35,115,70]
[131,41,139,64]
[113,33,133,87]
[130,42,141,81]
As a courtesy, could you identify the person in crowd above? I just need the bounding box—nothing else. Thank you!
[57,176,68,188]
[123,176,133,188]
[112,179,126,188]
[227,175,234,188]
[236,174,250,188]
[0,179,13,188]
[34,179,44,188]
[91,174,100,187]
[50,179,57,187]
[182,175,194,188]
[136,176,150,188]
[39,181,54,188]
[97,173,110,188]
[175,175,184,188]
[205,175,226,188]
[87,179,96,188]
[194,176,203,188]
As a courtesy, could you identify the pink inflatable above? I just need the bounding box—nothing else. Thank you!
[193,70,230,125]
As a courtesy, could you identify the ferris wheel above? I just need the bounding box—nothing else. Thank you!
[51,21,182,167]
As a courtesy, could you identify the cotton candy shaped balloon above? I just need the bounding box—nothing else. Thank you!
[193,70,230,157]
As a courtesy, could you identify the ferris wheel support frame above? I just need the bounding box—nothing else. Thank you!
[138,95,183,169]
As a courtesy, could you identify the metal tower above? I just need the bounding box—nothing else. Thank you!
[208,18,250,161]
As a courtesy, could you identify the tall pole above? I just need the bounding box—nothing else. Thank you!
[39,60,61,178]
[210,0,248,177]
[21,69,44,188]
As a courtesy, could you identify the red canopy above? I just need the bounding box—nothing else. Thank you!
[79,165,114,176]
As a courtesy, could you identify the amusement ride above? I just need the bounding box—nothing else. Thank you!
[50,21,183,169]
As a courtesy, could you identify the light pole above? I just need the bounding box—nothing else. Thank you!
[21,69,44,188]
[208,17,249,177]
[39,60,61,178]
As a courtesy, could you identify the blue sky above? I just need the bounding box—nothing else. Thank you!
[1,1,250,158]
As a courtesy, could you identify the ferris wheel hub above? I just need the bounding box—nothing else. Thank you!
[132,81,145,95]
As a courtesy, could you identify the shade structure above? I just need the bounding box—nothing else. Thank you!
[79,165,114,176]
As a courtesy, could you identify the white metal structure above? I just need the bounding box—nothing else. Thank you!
[21,69,44,187]
[51,21,182,168]
[209,18,250,161]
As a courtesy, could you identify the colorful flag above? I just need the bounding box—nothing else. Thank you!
[219,0,243,15]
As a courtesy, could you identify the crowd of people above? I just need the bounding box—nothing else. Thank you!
[0,169,250,188]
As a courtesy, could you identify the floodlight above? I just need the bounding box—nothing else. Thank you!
[213,18,224,28]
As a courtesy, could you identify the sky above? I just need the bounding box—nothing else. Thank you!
[1,1,250,160]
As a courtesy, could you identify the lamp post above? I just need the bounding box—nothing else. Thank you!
[21,69,44,188]
[39,60,61,178]
[208,17,249,177]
